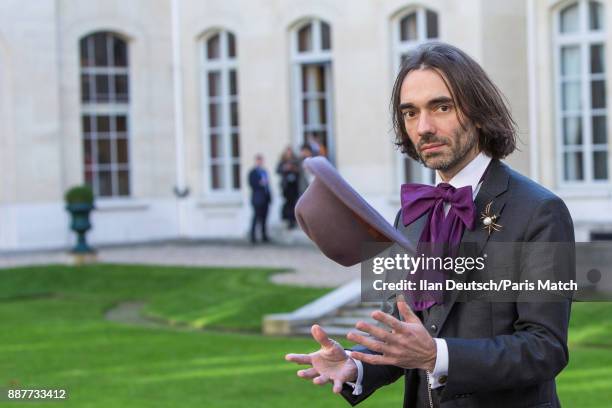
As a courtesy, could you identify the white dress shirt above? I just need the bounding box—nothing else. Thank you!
[347,152,492,395]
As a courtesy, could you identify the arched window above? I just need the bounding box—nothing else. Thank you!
[201,30,240,192]
[392,8,439,185]
[79,31,130,197]
[394,8,439,67]
[554,0,607,183]
[291,19,334,161]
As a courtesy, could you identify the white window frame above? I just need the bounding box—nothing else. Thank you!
[80,32,132,198]
[553,0,609,188]
[290,19,335,162]
[391,7,439,187]
[200,30,241,198]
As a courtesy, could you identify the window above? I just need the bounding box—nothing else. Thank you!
[291,19,334,161]
[393,8,439,185]
[80,31,131,197]
[201,30,240,192]
[555,1,608,184]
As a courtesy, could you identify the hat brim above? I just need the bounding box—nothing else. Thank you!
[296,157,415,266]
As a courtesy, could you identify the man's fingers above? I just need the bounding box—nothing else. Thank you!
[350,351,393,366]
[346,331,387,354]
[313,374,330,385]
[332,379,344,394]
[311,324,335,350]
[297,367,319,379]
[354,321,391,342]
[285,353,312,365]
[371,310,403,331]
[397,295,420,324]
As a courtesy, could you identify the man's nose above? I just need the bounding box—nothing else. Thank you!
[416,112,436,136]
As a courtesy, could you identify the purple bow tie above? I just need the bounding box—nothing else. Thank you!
[401,183,476,235]
[400,182,476,310]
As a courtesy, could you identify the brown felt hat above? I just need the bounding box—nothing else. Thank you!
[295,157,416,266]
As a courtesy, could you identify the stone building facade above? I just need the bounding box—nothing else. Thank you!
[0,0,610,251]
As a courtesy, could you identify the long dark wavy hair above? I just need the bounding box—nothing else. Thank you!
[392,42,517,161]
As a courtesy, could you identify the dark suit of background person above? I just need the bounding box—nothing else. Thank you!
[248,161,271,243]
[341,158,575,408]
[276,150,301,229]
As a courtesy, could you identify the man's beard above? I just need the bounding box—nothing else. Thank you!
[417,127,478,171]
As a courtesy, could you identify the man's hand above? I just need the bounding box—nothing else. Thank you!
[347,298,437,372]
[285,324,358,393]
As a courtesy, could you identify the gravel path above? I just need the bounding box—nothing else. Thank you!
[0,241,359,288]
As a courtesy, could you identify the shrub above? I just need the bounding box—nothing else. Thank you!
[64,185,94,205]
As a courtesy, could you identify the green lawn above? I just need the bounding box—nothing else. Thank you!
[0,264,610,407]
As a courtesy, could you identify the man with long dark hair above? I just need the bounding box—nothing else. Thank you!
[286,42,574,407]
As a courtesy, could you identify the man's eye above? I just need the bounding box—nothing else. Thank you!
[438,105,451,112]
[403,111,416,118]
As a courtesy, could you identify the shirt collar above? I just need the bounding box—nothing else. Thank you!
[435,152,492,193]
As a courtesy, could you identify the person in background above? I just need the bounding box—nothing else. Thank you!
[313,134,328,157]
[307,133,321,156]
[276,147,300,229]
[248,154,271,244]
[298,143,314,195]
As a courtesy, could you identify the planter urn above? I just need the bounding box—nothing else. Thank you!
[66,202,95,253]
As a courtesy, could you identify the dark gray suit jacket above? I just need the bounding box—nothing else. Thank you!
[341,159,575,408]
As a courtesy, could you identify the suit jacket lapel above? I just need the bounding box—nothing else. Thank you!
[433,159,511,334]
[395,211,429,321]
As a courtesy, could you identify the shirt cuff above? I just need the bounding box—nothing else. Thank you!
[344,351,364,395]
[428,338,449,389]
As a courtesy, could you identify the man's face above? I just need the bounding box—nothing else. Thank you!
[399,68,478,172]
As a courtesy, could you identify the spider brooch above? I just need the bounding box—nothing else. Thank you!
[480,201,502,235]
